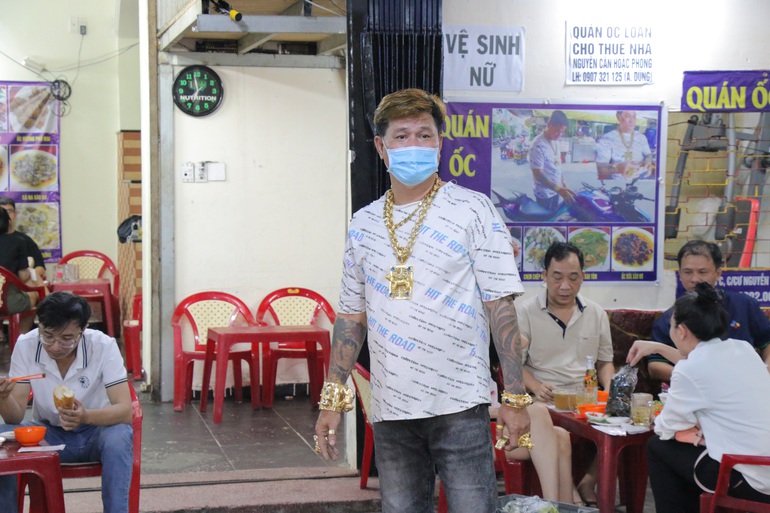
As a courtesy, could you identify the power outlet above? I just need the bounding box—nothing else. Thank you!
[181,162,195,183]
[194,162,208,183]
[69,17,87,35]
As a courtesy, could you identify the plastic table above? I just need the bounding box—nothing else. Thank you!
[200,325,331,423]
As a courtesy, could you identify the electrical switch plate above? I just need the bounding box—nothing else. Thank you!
[207,162,226,181]
[181,162,195,183]
[195,162,208,182]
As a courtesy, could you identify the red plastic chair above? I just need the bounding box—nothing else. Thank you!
[123,294,143,380]
[58,250,121,336]
[255,288,336,407]
[19,383,143,513]
[0,266,46,351]
[172,291,257,412]
[350,363,374,489]
[700,454,770,513]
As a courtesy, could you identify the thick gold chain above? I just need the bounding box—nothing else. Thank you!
[620,130,634,150]
[392,198,425,230]
[383,175,441,264]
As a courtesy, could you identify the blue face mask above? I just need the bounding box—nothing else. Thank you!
[384,144,439,186]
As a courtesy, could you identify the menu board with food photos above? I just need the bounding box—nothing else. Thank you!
[0,80,61,262]
[439,99,662,283]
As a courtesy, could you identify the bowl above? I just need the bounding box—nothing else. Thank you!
[576,403,606,419]
[14,426,46,447]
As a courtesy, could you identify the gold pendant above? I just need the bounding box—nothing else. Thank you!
[625,151,633,161]
[386,264,414,300]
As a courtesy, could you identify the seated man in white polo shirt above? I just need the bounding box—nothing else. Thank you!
[0,292,134,513]
[517,241,615,506]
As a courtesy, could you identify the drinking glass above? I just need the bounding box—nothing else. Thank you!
[553,388,577,412]
[576,385,598,406]
[631,392,653,426]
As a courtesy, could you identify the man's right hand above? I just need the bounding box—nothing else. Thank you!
[0,377,14,400]
[530,381,555,404]
[314,410,342,461]
[557,186,577,204]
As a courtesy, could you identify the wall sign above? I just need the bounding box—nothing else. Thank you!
[443,25,526,92]
[566,22,654,85]
[439,100,662,283]
[682,70,770,113]
[0,81,62,262]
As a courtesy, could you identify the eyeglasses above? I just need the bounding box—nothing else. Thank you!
[39,331,83,349]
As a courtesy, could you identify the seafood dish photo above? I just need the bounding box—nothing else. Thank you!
[10,149,58,190]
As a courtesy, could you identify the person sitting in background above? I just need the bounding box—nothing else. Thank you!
[517,241,615,506]
[0,197,46,284]
[633,240,770,382]
[632,282,770,513]
[0,208,44,337]
[490,399,581,505]
[0,292,134,513]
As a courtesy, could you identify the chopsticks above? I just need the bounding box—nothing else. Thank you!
[9,373,46,383]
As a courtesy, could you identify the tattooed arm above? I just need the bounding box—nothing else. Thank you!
[486,295,531,450]
[314,312,367,461]
[327,313,368,383]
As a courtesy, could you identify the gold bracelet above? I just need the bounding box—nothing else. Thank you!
[318,381,355,413]
[500,391,533,409]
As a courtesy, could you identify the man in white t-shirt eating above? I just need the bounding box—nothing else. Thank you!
[0,292,134,513]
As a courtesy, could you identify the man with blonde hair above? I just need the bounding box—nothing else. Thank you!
[314,89,530,513]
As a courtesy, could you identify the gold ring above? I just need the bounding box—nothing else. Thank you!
[494,435,509,450]
[518,432,534,451]
[314,442,322,454]
[328,429,336,435]
[495,423,504,431]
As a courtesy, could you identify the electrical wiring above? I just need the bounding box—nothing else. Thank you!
[47,42,138,73]
[0,39,138,118]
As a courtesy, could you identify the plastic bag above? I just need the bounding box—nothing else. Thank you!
[605,364,638,417]
[499,496,559,513]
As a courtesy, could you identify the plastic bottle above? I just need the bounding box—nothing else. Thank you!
[584,355,598,387]
[584,355,598,403]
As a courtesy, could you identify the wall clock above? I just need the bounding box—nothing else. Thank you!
[172,65,224,117]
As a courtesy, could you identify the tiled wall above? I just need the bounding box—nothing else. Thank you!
[117,131,141,324]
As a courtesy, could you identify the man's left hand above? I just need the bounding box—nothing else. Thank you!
[496,404,531,452]
[59,398,88,431]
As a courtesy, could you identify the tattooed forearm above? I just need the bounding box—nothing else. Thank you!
[486,295,528,394]
[327,313,367,383]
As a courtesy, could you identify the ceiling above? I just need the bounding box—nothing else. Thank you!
[158,0,347,58]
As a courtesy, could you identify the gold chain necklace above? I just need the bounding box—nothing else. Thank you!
[620,130,634,161]
[382,175,442,300]
[392,197,426,230]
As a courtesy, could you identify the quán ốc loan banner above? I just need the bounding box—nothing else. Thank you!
[438,100,662,283]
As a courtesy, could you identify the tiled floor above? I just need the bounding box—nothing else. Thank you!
[139,389,347,475]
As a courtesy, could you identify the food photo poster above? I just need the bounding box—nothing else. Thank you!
[0,80,62,262]
[439,101,662,283]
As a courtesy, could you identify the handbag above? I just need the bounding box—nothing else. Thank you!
[675,427,706,446]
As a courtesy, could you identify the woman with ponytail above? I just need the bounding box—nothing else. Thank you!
[631,282,770,512]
